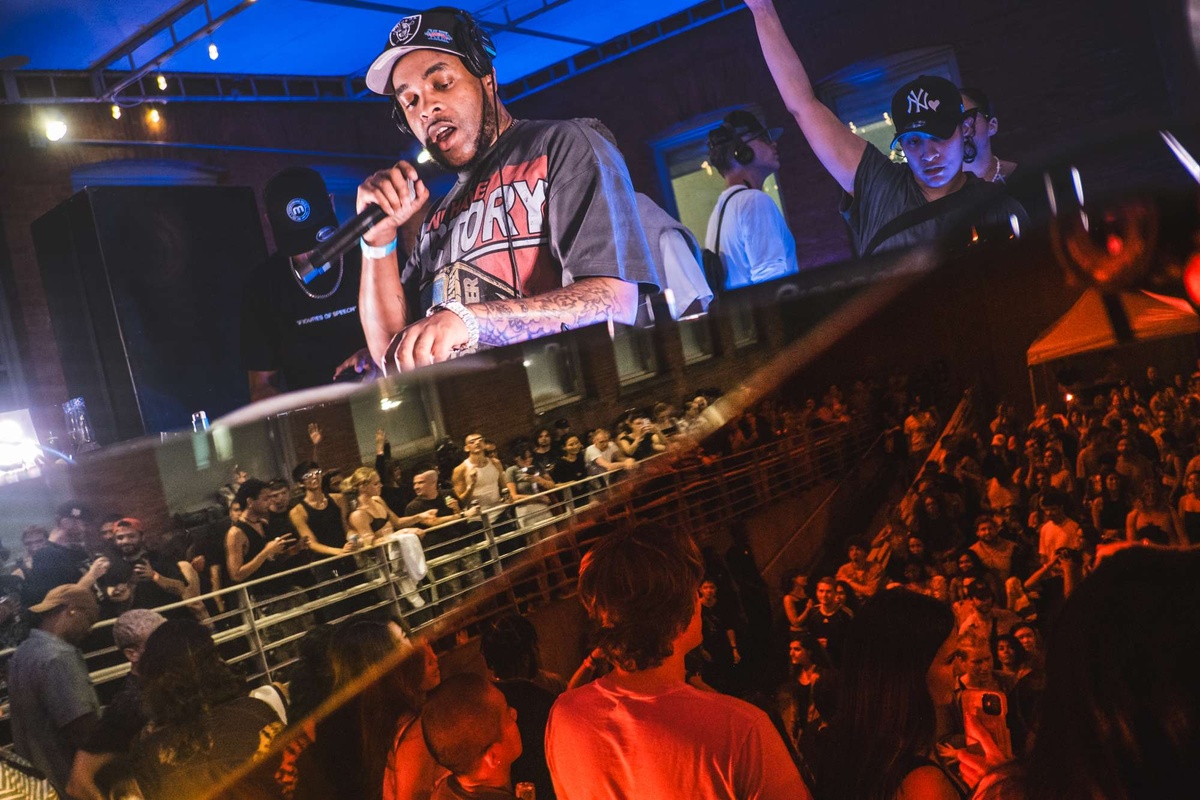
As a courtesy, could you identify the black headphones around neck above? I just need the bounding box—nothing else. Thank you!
[390,9,497,139]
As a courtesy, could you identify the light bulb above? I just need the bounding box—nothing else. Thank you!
[208,41,219,60]
[111,104,121,120]
[157,74,167,91]
[45,119,67,141]
[148,108,161,124]
[416,149,432,164]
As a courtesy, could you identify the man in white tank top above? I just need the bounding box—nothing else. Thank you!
[453,433,507,523]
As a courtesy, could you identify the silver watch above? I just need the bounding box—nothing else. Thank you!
[426,301,480,353]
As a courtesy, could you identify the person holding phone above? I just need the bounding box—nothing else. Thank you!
[225,478,299,593]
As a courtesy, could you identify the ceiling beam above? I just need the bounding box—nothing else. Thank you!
[1,69,367,105]
[96,0,262,102]
[88,0,209,73]
[304,0,598,47]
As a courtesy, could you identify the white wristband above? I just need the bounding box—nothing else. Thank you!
[427,301,480,353]
[360,237,397,259]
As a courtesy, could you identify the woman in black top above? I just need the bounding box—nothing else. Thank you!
[1090,469,1130,543]
[815,589,963,800]
[552,435,589,507]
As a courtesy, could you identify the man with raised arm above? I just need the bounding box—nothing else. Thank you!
[744,0,1026,257]
[356,7,658,373]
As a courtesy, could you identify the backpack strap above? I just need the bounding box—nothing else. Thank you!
[714,187,751,256]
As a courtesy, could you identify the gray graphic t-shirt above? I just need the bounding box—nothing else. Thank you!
[402,119,660,313]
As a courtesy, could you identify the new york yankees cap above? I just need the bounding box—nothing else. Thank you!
[890,75,965,146]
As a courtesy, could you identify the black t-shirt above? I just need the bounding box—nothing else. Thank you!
[551,456,587,485]
[130,552,187,612]
[23,541,89,607]
[133,695,283,800]
[406,495,460,549]
[495,679,558,800]
[240,249,366,392]
[840,145,1029,257]
[83,675,145,755]
[809,607,853,665]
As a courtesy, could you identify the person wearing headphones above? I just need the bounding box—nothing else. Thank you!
[704,110,801,290]
[744,0,1027,258]
[356,7,659,374]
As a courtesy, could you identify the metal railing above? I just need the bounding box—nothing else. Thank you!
[0,416,879,705]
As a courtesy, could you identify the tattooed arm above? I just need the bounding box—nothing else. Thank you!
[475,277,637,345]
[386,276,639,373]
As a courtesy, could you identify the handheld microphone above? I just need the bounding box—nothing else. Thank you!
[292,179,416,282]
[293,204,388,283]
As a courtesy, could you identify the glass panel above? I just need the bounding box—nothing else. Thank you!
[731,304,759,348]
[679,317,714,364]
[613,326,658,384]
[349,380,438,458]
[524,339,582,410]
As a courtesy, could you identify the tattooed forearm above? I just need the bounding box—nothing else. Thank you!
[471,277,639,346]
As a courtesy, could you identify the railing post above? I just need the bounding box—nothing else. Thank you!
[479,511,502,575]
[376,540,408,621]
[672,468,694,531]
[239,585,273,682]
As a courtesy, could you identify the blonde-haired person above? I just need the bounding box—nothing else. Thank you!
[343,467,438,608]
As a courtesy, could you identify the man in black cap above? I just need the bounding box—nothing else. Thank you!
[23,502,110,608]
[745,0,1026,257]
[356,7,658,373]
[241,167,367,400]
[704,109,799,290]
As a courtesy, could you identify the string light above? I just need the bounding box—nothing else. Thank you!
[147,107,162,125]
[156,73,167,91]
[208,41,219,60]
[111,104,121,120]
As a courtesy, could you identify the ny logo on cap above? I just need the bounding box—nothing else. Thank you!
[907,89,933,115]
[391,14,422,45]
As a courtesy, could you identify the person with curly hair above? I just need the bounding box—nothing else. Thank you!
[545,524,809,799]
[131,618,284,799]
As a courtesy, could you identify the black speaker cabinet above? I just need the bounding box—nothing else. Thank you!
[32,186,266,444]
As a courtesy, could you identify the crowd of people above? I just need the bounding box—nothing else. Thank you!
[3,358,1196,800]
[765,363,1200,798]
[0,368,884,797]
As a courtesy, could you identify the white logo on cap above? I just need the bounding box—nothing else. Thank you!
[316,226,336,242]
[907,89,931,115]
[287,198,311,223]
[391,15,422,46]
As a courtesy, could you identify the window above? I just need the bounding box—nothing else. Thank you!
[351,379,441,459]
[613,325,659,385]
[649,106,786,244]
[730,304,760,348]
[679,317,715,364]
[524,338,583,411]
[816,47,961,162]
